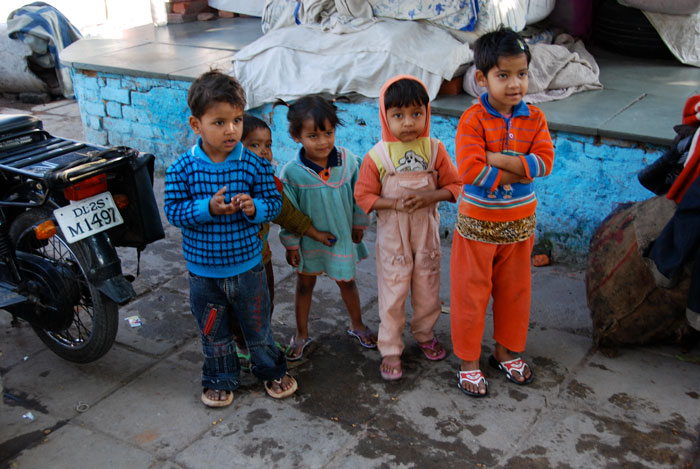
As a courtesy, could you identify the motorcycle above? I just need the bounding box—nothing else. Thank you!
[0,114,164,363]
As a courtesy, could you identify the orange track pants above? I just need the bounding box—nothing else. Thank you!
[450,234,534,362]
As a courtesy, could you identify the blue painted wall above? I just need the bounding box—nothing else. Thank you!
[70,69,666,264]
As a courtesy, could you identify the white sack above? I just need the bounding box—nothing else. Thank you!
[233,18,473,109]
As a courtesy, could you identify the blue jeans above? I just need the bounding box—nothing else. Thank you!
[189,262,287,391]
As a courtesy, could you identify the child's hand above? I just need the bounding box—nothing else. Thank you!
[209,186,239,216]
[401,193,431,213]
[232,193,256,217]
[286,249,300,267]
[351,228,364,244]
[306,225,337,247]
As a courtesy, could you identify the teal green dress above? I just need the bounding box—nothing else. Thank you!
[279,147,369,281]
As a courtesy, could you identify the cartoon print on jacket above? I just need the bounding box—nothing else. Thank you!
[397,150,428,172]
[487,184,514,199]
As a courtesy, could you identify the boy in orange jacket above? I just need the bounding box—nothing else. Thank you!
[452,27,555,397]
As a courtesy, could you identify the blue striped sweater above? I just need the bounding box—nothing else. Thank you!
[164,139,282,278]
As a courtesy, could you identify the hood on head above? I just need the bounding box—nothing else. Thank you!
[379,75,431,142]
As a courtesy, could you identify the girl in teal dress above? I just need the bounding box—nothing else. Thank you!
[279,95,377,360]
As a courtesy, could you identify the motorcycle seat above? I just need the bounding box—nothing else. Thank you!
[0,114,42,138]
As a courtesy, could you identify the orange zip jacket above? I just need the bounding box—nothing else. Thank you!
[455,94,554,222]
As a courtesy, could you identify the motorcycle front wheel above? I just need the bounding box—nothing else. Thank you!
[10,208,119,363]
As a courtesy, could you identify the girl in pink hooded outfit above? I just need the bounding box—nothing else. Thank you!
[355,75,461,380]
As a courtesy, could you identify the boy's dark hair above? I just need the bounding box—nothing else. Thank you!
[242,114,270,141]
[286,95,341,138]
[383,78,430,111]
[474,26,531,75]
[187,70,246,118]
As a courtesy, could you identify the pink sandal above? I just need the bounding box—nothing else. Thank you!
[418,338,447,361]
[380,358,403,381]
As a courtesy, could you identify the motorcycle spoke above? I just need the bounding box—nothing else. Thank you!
[24,229,97,349]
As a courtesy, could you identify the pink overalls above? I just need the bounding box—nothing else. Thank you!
[374,139,442,357]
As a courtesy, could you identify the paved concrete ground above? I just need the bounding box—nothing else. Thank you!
[1,99,699,468]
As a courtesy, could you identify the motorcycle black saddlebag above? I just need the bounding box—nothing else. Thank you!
[106,152,165,249]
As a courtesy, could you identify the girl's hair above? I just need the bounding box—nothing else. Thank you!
[383,78,429,110]
[285,95,342,138]
[187,70,246,118]
[242,114,270,141]
[473,25,531,75]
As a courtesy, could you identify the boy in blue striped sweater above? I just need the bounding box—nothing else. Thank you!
[164,71,297,407]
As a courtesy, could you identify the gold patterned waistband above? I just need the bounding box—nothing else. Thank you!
[455,213,536,244]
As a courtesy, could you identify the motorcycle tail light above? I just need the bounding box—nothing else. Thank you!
[112,194,129,210]
[34,220,57,240]
[64,173,108,201]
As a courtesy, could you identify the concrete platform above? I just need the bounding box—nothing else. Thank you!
[1,99,699,469]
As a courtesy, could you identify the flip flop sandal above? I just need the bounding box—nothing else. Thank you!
[489,355,535,385]
[346,328,378,349]
[457,370,488,398]
[201,388,234,408]
[380,359,403,381]
[286,336,314,362]
[418,337,447,361]
[264,374,298,399]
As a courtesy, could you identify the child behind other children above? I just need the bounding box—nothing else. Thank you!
[279,95,377,360]
[452,27,555,397]
[354,75,461,381]
[231,115,336,368]
[164,71,297,407]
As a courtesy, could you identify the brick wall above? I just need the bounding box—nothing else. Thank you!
[70,69,193,171]
[166,0,222,23]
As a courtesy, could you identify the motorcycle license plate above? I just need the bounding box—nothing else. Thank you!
[53,192,124,243]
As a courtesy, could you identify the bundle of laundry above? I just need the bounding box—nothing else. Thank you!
[462,33,602,104]
[6,1,82,98]
[232,18,472,109]
[262,0,479,34]
[261,0,554,38]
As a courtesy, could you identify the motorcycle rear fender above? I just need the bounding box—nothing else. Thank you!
[78,232,136,305]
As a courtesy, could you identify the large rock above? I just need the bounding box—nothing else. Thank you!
[586,195,693,348]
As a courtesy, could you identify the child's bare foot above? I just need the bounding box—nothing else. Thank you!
[347,326,377,348]
[287,336,314,361]
[380,355,402,381]
[264,374,298,399]
[201,388,233,407]
[459,360,487,396]
[492,344,533,384]
[418,338,447,361]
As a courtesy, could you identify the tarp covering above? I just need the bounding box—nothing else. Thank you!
[644,10,700,68]
[232,18,473,109]
[6,1,82,98]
